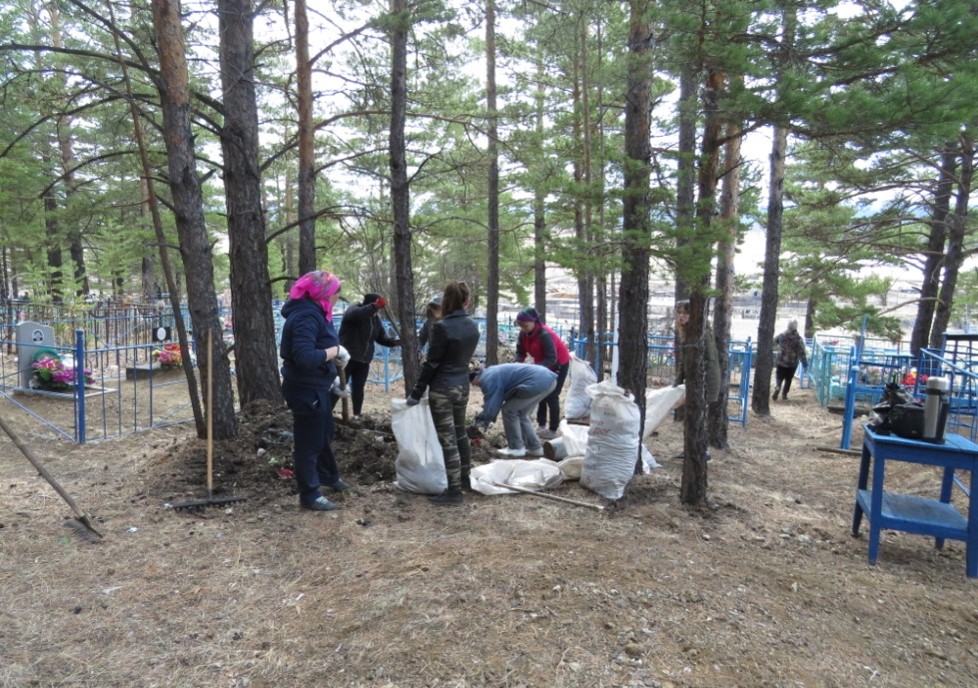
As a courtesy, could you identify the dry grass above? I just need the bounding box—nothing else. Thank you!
[2,384,978,688]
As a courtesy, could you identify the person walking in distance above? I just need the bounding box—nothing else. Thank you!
[279,270,352,511]
[405,281,481,506]
[514,307,570,440]
[338,292,401,420]
[772,320,808,401]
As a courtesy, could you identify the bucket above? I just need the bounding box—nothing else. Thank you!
[543,437,568,461]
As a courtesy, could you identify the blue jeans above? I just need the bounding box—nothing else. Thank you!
[502,380,556,451]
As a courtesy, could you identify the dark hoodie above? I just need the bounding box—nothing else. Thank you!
[338,294,399,364]
[279,297,340,388]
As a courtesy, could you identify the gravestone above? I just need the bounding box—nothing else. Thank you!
[16,321,56,390]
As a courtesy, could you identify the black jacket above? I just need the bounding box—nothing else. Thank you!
[409,309,480,400]
[338,302,399,364]
[279,297,339,389]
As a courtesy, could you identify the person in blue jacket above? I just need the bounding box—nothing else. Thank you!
[471,363,557,458]
[279,270,351,511]
[338,292,401,420]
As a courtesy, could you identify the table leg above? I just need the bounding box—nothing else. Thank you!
[936,467,955,550]
[868,450,886,565]
[852,443,871,537]
[967,470,977,578]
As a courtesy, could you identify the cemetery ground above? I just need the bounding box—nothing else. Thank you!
[2,382,977,688]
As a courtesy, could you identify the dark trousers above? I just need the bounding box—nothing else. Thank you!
[536,361,569,431]
[345,359,371,415]
[282,381,340,504]
[775,364,799,397]
[428,385,471,493]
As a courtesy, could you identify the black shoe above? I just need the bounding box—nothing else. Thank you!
[772,388,780,401]
[301,496,339,511]
[460,475,472,492]
[325,479,352,492]
[428,490,463,505]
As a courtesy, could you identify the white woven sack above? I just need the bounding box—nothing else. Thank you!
[391,398,447,495]
[565,353,596,420]
[580,379,641,500]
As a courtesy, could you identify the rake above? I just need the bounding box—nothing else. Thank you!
[0,413,103,543]
[171,329,247,510]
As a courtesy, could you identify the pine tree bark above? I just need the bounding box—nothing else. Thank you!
[152,0,237,439]
[218,0,282,405]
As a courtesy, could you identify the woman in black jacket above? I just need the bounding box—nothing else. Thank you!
[406,281,480,504]
[338,292,401,419]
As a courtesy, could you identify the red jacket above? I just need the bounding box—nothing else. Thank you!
[516,324,570,370]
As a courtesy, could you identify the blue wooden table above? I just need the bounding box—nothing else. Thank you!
[852,425,978,578]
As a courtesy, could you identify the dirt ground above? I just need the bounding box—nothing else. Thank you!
[2,381,977,688]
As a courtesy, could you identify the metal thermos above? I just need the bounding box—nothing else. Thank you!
[923,376,949,443]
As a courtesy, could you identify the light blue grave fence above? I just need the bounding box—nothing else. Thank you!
[571,333,753,427]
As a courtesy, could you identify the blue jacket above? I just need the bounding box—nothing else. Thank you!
[279,297,339,389]
[474,363,557,426]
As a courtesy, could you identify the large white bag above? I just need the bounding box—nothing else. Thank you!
[565,353,597,420]
[643,384,686,439]
[391,398,447,495]
[580,379,641,500]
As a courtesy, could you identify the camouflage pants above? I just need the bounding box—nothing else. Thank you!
[428,384,471,493]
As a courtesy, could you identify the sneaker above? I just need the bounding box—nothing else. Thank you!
[301,496,339,511]
[460,474,472,491]
[772,388,779,401]
[526,447,544,457]
[537,428,558,440]
[428,490,463,505]
[325,479,352,492]
[496,447,527,458]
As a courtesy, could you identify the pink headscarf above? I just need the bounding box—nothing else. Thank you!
[289,270,342,321]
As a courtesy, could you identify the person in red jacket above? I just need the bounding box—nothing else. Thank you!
[515,307,571,439]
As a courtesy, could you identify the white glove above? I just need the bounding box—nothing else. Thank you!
[335,345,351,369]
[331,377,351,398]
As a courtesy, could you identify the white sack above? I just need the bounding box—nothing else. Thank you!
[581,379,641,500]
[557,419,589,456]
[391,398,447,495]
[470,458,564,495]
[565,353,597,420]
[556,455,583,480]
[643,385,686,439]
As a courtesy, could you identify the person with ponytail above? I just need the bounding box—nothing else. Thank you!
[514,307,570,439]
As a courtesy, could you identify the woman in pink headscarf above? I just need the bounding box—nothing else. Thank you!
[279,270,351,511]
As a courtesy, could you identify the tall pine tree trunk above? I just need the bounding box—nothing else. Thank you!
[388,0,419,390]
[486,0,500,365]
[929,135,973,345]
[911,149,954,354]
[219,0,282,404]
[152,0,236,439]
[619,0,652,479]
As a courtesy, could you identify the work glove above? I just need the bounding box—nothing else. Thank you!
[374,296,388,309]
[335,345,350,369]
[392,339,402,347]
[331,377,351,398]
[405,396,420,407]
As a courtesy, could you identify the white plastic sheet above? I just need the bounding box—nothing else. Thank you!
[470,458,564,495]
